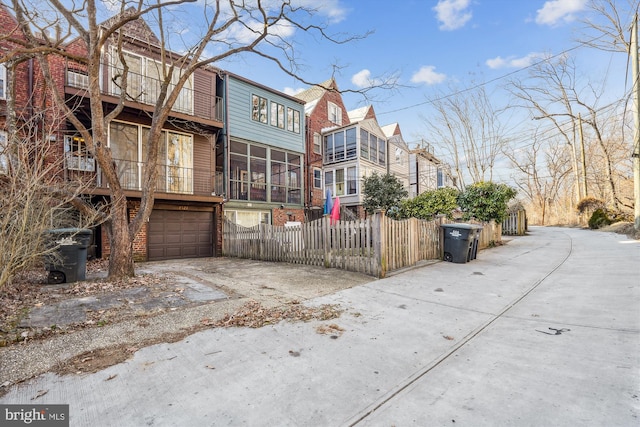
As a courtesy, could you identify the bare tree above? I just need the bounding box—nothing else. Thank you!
[504,132,572,225]
[508,54,630,213]
[0,108,102,289]
[421,83,510,190]
[2,1,391,280]
[579,0,639,53]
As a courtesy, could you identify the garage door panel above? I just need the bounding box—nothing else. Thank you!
[148,209,213,261]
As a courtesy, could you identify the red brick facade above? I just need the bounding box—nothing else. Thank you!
[296,79,351,212]
[2,5,224,263]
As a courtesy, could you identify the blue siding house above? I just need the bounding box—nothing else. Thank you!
[221,72,306,227]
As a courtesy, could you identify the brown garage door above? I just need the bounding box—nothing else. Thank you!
[148,209,213,261]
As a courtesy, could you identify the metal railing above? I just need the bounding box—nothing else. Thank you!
[73,159,214,196]
[66,64,223,122]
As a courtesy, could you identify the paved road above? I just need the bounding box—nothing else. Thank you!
[2,226,639,426]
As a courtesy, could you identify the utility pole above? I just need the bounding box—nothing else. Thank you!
[632,14,640,230]
[578,113,588,198]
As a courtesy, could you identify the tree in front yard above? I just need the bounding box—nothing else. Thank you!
[362,172,408,216]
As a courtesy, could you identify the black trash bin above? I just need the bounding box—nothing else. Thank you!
[440,223,476,263]
[45,228,93,284]
[468,224,483,261]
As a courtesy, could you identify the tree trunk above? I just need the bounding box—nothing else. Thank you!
[107,196,135,278]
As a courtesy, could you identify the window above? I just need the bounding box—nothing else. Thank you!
[345,128,357,159]
[335,169,345,196]
[324,134,334,163]
[230,141,249,200]
[287,154,301,204]
[271,102,285,129]
[225,210,270,227]
[230,142,303,204]
[250,145,267,201]
[324,170,334,194]
[334,131,345,161]
[360,128,369,159]
[108,121,193,193]
[324,127,357,164]
[369,134,378,163]
[378,138,386,166]
[313,133,322,154]
[328,101,342,125]
[110,50,193,114]
[0,131,8,173]
[0,64,6,100]
[65,136,95,172]
[313,168,322,189]
[287,107,300,133]
[325,167,357,197]
[251,95,268,123]
[347,166,357,195]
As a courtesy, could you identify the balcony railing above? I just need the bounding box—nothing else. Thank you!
[66,64,223,123]
[68,158,216,197]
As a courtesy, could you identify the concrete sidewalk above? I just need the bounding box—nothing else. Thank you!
[1,226,639,426]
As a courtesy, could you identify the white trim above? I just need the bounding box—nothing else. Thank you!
[0,64,6,100]
[0,130,8,173]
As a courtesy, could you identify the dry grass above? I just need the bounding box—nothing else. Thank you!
[598,221,640,240]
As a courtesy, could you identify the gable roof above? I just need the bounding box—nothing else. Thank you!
[101,7,162,47]
[381,123,401,138]
[348,105,377,123]
[294,78,338,103]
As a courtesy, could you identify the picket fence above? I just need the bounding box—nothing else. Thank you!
[223,212,501,278]
[502,210,528,236]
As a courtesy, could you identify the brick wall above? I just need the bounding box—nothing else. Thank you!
[272,208,305,226]
[304,86,351,209]
[128,201,149,262]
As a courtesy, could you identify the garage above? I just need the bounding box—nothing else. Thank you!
[148,209,214,261]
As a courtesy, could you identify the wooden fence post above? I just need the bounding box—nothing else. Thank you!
[323,216,331,268]
[373,210,387,278]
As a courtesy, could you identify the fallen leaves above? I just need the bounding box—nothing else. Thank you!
[0,264,177,346]
[315,323,345,338]
[210,300,342,329]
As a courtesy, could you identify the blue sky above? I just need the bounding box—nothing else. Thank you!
[215,0,630,152]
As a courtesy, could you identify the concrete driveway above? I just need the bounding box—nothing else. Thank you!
[1,226,639,426]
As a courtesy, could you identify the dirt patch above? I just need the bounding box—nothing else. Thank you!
[0,260,187,347]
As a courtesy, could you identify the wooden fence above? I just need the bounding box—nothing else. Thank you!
[502,210,527,236]
[223,212,502,278]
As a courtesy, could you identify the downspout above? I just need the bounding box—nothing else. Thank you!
[27,58,34,118]
[305,115,311,209]
[223,72,229,199]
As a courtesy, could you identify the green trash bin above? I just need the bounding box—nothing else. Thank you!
[440,224,475,263]
[45,228,93,284]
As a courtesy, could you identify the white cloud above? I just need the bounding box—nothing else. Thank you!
[486,52,547,69]
[536,0,587,26]
[351,69,382,88]
[410,66,447,85]
[283,87,304,96]
[225,19,296,45]
[311,0,349,24]
[433,0,472,31]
